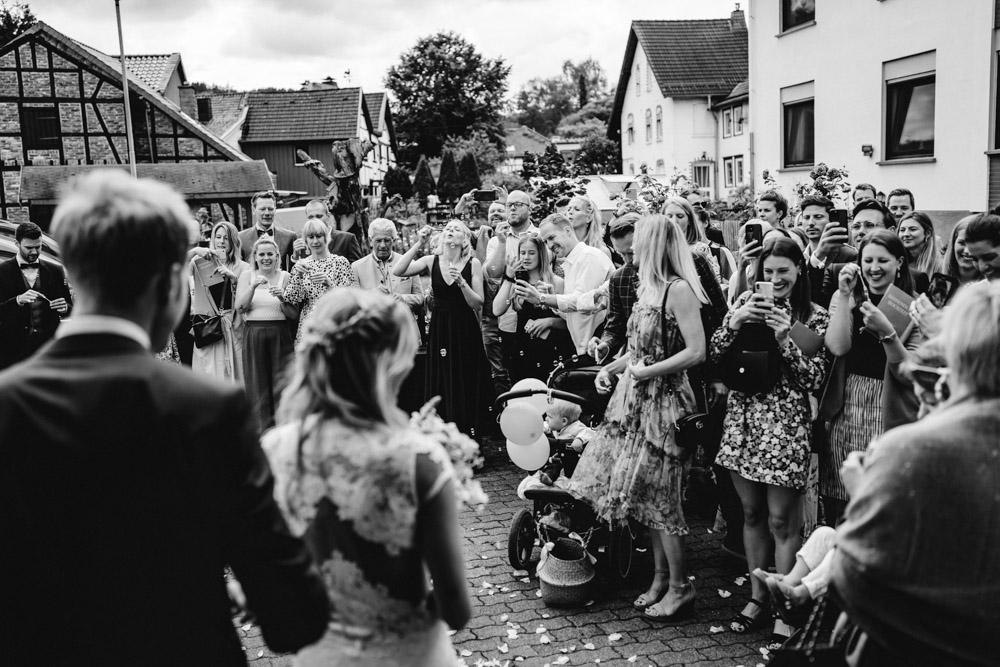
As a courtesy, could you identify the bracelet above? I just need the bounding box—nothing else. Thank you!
[879,331,898,344]
[502,273,514,283]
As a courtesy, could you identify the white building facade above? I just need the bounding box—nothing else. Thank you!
[748,0,996,218]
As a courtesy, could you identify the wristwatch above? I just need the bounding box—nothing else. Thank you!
[879,331,898,344]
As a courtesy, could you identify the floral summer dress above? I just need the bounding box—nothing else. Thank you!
[283,255,358,345]
[263,419,457,667]
[711,293,831,489]
[568,292,697,534]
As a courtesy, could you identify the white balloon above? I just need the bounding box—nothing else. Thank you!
[500,402,545,446]
[507,435,551,471]
[509,377,549,414]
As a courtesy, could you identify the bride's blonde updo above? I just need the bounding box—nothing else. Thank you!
[278,288,419,430]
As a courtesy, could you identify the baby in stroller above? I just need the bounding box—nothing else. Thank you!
[517,399,595,498]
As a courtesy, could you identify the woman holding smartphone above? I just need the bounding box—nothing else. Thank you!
[711,237,830,643]
[282,219,357,346]
[822,229,923,522]
[493,235,573,381]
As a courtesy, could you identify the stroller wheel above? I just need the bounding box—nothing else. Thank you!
[508,508,539,570]
[605,520,637,583]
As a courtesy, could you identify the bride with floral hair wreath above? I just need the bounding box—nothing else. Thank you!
[263,288,482,666]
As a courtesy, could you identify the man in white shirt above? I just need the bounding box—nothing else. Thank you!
[519,213,613,361]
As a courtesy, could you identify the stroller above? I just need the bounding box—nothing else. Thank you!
[498,362,639,585]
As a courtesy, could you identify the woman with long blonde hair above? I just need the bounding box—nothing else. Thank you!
[570,213,708,623]
[264,289,471,666]
[395,219,494,437]
[566,195,613,260]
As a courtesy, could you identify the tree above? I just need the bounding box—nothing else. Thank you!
[412,155,437,206]
[0,1,34,48]
[509,59,610,137]
[458,152,482,193]
[436,149,461,202]
[384,166,413,200]
[572,135,620,176]
[561,58,607,108]
[444,130,502,175]
[386,32,510,161]
[537,144,571,180]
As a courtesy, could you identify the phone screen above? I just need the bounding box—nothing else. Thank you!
[927,273,958,309]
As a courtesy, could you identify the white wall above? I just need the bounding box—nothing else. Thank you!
[718,100,750,195]
[748,0,995,212]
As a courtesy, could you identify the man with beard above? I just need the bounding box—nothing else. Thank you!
[800,194,855,308]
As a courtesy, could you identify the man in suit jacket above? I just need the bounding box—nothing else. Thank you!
[0,171,328,666]
[0,222,73,370]
[302,198,363,263]
[238,191,297,270]
[352,218,424,314]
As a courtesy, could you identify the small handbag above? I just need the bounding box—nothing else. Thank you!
[719,322,781,395]
[661,281,708,450]
[191,314,224,348]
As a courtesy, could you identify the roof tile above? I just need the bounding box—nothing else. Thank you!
[242,88,365,143]
[633,18,748,98]
[121,54,181,93]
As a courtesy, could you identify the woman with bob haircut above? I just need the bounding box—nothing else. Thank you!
[821,229,923,522]
[189,220,248,382]
[831,280,1000,666]
[711,236,830,640]
[282,218,357,345]
[395,219,493,437]
[570,214,708,623]
[263,289,471,666]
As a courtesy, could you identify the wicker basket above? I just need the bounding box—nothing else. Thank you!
[537,538,595,607]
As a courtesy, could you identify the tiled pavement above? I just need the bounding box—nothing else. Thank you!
[240,441,775,666]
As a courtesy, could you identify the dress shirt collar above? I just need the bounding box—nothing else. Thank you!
[16,254,40,268]
[56,314,151,350]
[562,240,586,266]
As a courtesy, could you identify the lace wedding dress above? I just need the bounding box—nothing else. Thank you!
[263,418,457,666]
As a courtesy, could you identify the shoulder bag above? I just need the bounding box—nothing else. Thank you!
[661,280,709,451]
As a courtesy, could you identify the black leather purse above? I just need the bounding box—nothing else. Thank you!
[719,322,781,395]
[191,314,224,349]
[661,281,708,451]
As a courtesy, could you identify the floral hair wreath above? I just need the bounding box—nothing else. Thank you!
[300,303,395,357]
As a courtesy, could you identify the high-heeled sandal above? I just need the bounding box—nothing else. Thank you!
[644,582,696,623]
[633,569,669,610]
[729,598,768,633]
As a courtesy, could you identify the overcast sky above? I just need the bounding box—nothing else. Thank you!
[26,0,740,97]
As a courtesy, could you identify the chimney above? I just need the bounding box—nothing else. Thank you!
[321,76,338,89]
[178,84,197,117]
[731,3,745,31]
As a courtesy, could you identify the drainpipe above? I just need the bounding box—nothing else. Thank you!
[709,95,719,200]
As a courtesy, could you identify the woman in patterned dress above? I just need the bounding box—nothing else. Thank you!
[711,237,830,639]
[263,289,470,666]
[283,219,358,346]
[569,214,709,622]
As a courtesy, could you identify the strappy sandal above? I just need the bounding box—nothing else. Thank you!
[729,598,768,633]
[644,582,696,623]
[633,569,669,611]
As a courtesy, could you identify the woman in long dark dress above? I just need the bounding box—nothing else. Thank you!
[395,220,493,437]
[493,235,573,381]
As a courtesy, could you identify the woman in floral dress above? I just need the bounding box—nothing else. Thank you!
[569,214,708,622]
[283,219,358,345]
[711,237,830,642]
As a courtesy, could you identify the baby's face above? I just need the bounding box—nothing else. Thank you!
[546,414,569,432]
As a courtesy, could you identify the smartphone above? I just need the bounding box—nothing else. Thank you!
[754,281,774,302]
[473,189,498,202]
[927,273,959,309]
[744,222,763,247]
[515,269,530,283]
[830,209,849,233]
[852,277,869,306]
[625,187,638,201]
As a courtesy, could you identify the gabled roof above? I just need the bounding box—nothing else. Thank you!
[609,13,748,139]
[120,53,184,94]
[504,124,551,156]
[713,79,749,110]
[241,88,374,143]
[20,162,274,203]
[197,92,249,137]
[364,91,398,154]
[6,22,249,162]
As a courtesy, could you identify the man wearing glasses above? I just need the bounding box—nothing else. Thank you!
[238,191,297,271]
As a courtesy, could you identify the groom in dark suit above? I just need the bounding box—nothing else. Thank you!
[0,222,73,369]
[0,171,328,666]
[238,190,297,270]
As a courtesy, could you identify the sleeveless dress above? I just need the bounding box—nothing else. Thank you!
[263,420,457,667]
[567,294,697,534]
[512,299,575,382]
[426,256,493,437]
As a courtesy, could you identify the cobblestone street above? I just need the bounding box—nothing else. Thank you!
[240,440,774,666]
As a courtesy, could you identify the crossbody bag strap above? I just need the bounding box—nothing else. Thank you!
[660,279,678,352]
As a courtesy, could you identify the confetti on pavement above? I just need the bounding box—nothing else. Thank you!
[718,589,732,598]
[608,633,623,642]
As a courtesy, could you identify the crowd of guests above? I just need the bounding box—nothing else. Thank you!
[1,170,998,665]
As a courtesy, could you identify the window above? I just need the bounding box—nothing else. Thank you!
[723,109,733,138]
[635,65,641,96]
[645,109,652,143]
[626,114,634,145]
[723,158,734,188]
[733,105,744,136]
[655,159,665,173]
[646,65,652,92]
[783,99,814,167]
[655,106,663,141]
[735,156,744,184]
[886,74,935,160]
[21,106,60,150]
[693,164,711,191]
[781,0,815,32]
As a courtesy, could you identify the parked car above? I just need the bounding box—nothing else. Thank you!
[0,220,61,258]
[0,236,63,267]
